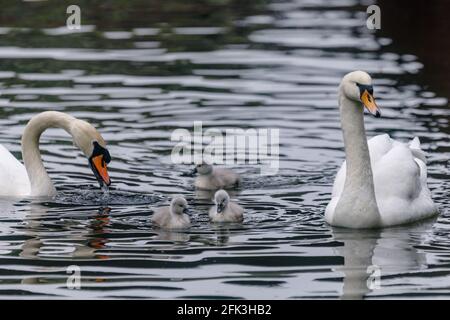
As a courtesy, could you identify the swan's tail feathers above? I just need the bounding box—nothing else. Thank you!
[410,137,421,149]
[410,137,427,164]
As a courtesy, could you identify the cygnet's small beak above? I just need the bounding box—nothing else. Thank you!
[190,167,198,176]
[217,202,225,213]
[183,207,190,215]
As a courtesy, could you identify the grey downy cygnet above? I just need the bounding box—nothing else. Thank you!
[209,189,244,223]
[192,163,240,190]
[151,196,191,230]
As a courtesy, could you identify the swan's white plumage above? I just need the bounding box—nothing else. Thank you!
[0,111,108,197]
[0,144,31,196]
[325,70,438,228]
[325,134,438,227]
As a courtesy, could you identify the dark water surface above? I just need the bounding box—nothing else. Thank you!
[0,0,449,299]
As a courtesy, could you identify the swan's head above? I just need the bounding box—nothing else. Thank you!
[214,189,230,213]
[170,196,189,215]
[340,70,380,117]
[192,162,213,175]
[70,119,111,187]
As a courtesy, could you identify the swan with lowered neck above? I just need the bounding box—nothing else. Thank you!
[325,71,438,228]
[0,111,111,197]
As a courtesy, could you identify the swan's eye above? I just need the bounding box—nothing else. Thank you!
[103,149,111,164]
[355,83,374,98]
[92,141,111,164]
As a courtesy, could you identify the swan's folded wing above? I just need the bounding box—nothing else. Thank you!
[368,134,394,163]
[409,137,427,165]
[373,142,423,200]
[330,134,410,200]
[372,140,437,224]
[0,144,31,196]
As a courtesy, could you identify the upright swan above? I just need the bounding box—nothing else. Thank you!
[325,71,438,228]
[0,111,111,197]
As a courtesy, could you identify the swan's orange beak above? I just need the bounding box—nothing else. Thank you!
[361,90,380,118]
[90,154,111,186]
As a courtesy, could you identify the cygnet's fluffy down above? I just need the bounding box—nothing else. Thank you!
[193,163,240,190]
[152,196,191,230]
[209,189,244,223]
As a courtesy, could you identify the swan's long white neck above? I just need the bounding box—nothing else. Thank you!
[340,95,373,189]
[21,111,76,197]
[333,93,381,228]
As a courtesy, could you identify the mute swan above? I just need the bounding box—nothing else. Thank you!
[209,189,244,223]
[192,163,240,190]
[0,111,111,197]
[325,71,438,228]
[151,196,191,230]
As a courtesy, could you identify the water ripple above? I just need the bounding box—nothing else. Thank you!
[0,0,448,299]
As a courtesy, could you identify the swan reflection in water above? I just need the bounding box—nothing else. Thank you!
[331,217,437,299]
[11,203,113,286]
[153,229,191,242]
[18,204,111,261]
[0,201,111,295]
[6,197,437,298]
